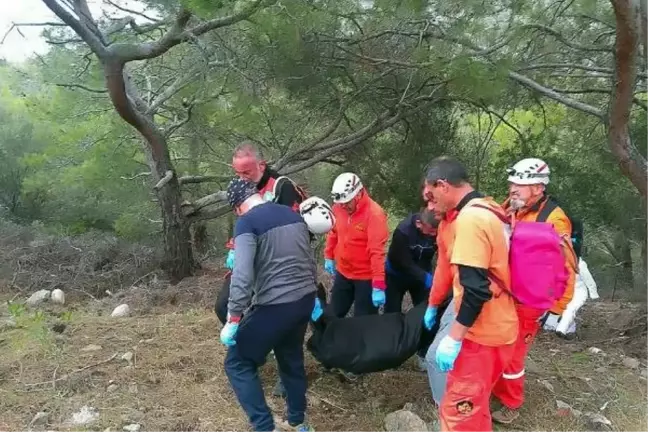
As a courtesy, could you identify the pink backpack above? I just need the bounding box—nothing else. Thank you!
[472,205,569,310]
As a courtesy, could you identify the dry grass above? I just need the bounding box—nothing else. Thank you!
[0,278,646,431]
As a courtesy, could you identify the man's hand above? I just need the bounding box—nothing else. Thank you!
[324,259,336,275]
[423,306,437,330]
[225,249,235,270]
[220,318,239,347]
[371,288,386,307]
[311,297,324,322]
[435,335,462,372]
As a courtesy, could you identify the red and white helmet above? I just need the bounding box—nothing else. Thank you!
[299,197,335,234]
[331,172,363,203]
[507,158,551,185]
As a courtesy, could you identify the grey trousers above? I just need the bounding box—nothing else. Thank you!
[425,298,456,405]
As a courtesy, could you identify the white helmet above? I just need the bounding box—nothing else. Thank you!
[331,172,363,203]
[299,197,335,234]
[507,158,551,185]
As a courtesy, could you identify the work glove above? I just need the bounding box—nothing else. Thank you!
[225,249,235,270]
[324,259,336,276]
[424,273,433,289]
[371,288,386,308]
[311,297,324,322]
[435,335,462,372]
[220,319,239,347]
[423,306,437,330]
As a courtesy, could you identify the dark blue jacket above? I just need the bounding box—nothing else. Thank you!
[385,213,437,286]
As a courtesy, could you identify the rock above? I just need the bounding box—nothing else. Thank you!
[556,400,572,417]
[403,402,415,412]
[384,410,428,432]
[525,356,541,375]
[128,382,138,394]
[111,304,130,318]
[30,411,49,426]
[583,412,612,431]
[588,347,603,355]
[538,379,554,393]
[123,423,141,432]
[622,356,640,369]
[69,405,99,425]
[107,384,119,393]
[121,351,134,363]
[81,344,103,352]
[26,290,51,306]
[51,289,65,305]
[1,317,16,331]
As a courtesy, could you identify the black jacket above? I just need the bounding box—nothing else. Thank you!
[257,168,303,209]
[386,213,437,286]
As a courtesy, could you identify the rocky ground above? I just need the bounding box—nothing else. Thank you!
[0,268,646,431]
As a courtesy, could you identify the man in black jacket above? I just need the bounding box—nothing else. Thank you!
[385,208,439,313]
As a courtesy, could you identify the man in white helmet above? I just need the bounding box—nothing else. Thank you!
[491,157,578,425]
[324,173,389,317]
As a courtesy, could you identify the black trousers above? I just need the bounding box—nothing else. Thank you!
[330,272,377,317]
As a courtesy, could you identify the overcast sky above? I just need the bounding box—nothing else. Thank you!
[0,0,153,63]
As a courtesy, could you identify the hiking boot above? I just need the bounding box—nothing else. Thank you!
[557,331,576,341]
[492,406,520,424]
[272,378,287,398]
[276,418,314,431]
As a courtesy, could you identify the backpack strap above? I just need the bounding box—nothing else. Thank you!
[465,203,514,298]
[536,198,558,223]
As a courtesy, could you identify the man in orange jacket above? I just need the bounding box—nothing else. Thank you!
[324,172,389,317]
[422,156,518,432]
[491,157,578,424]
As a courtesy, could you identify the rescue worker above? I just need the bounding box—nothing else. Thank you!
[226,141,306,269]
[220,178,316,432]
[224,142,308,397]
[544,257,599,337]
[422,156,518,431]
[385,208,442,369]
[385,208,439,314]
[324,172,389,317]
[491,157,578,424]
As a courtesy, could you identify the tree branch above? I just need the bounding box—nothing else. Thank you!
[41,0,108,57]
[507,71,605,118]
[109,0,276,62]
[518,63,648,79]
[178,174,230,185]
[104,0,161,23]
[521,24,613,53]
[120,172,151,180]
[55,83,107,93]
[153,170,173,190]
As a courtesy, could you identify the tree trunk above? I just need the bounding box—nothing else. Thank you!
[614,230,634,289]
[104,59,196,281]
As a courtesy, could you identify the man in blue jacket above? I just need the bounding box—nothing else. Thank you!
[385,208,439,312]
[220,177,316,432]
[385,208,441,369]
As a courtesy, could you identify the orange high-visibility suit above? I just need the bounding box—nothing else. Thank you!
[492,196,578,409]
[428,192,518,431]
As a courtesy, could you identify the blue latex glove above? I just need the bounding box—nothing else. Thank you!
[435,335,462,372]
[225,249,235,270]
[423,306,437,330]
[220,321,239,346]
[371,288,386,307]
[311,297,323,322]
[424,272,433,289]
[324,259,336,275]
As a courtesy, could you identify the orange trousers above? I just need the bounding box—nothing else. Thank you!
[440,339,515,431]
[491,304,545,409]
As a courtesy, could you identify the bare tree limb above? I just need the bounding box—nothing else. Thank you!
[120,172,151,180]
[153,170,173,190]
[521,24,613,53]
[178,174,230,185]
[518,63,648,79]
[507,71,605,118]
[55,83,107,93]
[41,0,108,57]
[185,191,228,215]
[103,0,161,23]
[109,0,276,62]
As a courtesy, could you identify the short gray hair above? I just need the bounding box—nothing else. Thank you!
[233,141,264,160]
[425,156,470,187]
